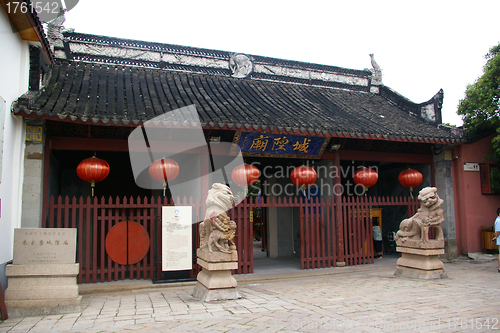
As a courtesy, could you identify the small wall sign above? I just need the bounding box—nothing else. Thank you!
[464,163,480,171]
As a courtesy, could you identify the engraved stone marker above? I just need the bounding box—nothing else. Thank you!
[13,228,76,265]
[5,228,81,317]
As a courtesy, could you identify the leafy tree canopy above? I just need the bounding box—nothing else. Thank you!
[458,42,500,161]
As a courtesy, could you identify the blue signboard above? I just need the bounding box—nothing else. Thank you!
[232,132,329,159]
[301,187,321,214]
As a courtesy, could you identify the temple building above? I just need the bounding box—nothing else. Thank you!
[8,16,467,283]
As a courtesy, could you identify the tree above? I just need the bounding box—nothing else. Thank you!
[458,42,500,161]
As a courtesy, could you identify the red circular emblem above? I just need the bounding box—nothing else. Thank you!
[105,221,150,265]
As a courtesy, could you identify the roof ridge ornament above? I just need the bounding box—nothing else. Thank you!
[229,53,253,78]
[369,53,382,85]
[47,9,74,58]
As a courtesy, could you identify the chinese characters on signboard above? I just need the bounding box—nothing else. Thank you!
[13,228,77,265]
[231,132,329,158]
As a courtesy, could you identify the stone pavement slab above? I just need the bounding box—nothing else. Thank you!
[1,258,500,332]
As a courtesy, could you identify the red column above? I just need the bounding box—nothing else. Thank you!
[334,151,345,264]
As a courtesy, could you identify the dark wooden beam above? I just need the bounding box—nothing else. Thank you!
[50,137,129,151]
[322,150,433,164]
[49,137,234,155]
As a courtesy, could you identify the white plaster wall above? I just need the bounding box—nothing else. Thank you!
[0,9,29,266]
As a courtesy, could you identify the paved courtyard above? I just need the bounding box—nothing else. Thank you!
[1,255,500,332]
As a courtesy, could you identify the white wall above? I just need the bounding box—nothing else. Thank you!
[0,8,29,267]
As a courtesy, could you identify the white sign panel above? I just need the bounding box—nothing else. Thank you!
[162,206,192,271]
[464,163,480,171]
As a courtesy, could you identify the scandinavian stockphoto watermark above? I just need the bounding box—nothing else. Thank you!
[128,104,248,208]
[127,105,374,216]
[249,161,373,197]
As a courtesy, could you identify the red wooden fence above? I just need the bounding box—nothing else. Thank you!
[340,196,419,267]
[44,195,418,284]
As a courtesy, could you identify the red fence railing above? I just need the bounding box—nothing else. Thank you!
[340,196,419,267]
[44,195,418,283]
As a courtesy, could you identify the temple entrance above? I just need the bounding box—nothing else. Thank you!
[43,150,423,283]
[252,206,302,274]
[44,191,418,282]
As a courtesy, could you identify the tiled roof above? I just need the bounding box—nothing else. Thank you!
[13,60,461,143]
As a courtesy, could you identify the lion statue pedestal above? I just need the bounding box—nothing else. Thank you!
[394,187,448,279]
[193,183,241,302]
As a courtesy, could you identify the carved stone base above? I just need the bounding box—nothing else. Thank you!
[197,248,238,262]
[5,298,82,318]
[196,266,237,289]
[5,263,82,318]
[394,266,448,280]
[194,249,239,302]
[395,246,447,279]
[193,282,240,302]
[396,239,444,249]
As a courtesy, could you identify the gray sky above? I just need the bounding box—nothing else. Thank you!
[64,0,500,126]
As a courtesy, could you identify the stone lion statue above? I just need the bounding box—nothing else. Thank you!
[395,187,444,243]
[207,213,237,253]
[200,183,237,253]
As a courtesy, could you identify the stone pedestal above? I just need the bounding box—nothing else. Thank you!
[193,249,240,302]
[5,264,81,317]
[394,239,447,279]
[5,228,81,317]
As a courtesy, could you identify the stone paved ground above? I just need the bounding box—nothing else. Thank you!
[1,258,500,332]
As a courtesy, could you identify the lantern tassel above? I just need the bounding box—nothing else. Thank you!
[299,184,306,196]
[409,187,414,199]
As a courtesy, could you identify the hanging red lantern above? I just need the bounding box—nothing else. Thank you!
[353,167,378,191]
[77,156,110,197]
[149,158,179,196]
[231,163,260,186]
[398,168,423,198]
[291,165,317,189]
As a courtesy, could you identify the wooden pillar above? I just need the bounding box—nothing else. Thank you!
[201,149,210,214]
[334,151,345,265]
[41,137,50,228]
[266,175,279,258]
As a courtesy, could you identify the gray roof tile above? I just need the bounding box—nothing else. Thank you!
[13,61,461,143]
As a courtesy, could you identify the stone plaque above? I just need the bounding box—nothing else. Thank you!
[13,228,77,265]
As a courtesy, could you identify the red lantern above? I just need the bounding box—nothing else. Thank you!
[77,156,110,197]
[398,168,423,198]
[291,165,317,188]
[149,158,179,196]
[231,163,260,186]
[353,167,378,191]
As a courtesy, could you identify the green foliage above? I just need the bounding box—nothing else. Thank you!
[458,42,500,161]
[247,180,261,197]
[491,166,500,194]
[233,179,261,200]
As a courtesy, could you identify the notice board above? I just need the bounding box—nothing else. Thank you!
[162,206,192,271]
